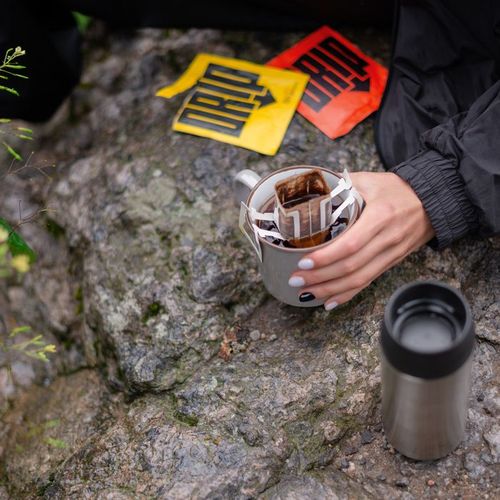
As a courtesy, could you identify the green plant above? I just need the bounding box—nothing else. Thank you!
[0,46,27,96]
[1,326,56,363]
[0,229,56,378]
[0,49,55,379]
[0,46,39,265]
[0,46,33,161]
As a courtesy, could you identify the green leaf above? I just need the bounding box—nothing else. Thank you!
[10,325,32,337]
[0,217,36,263]
[44,419,61,429]
[0,118,11,123]
[0,69,28,79]
[0,85,19,96]
[73,12,92,32]
[3,142,22,160]
[17,134,33,141]
[16,127,32,133]
[44,437,67,449]
[35,352,48,362]
[6,73,28,80]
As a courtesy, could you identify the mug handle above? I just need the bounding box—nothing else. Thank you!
[234,169,264,262]
[233,169,261,205]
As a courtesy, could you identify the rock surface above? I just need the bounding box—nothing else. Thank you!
[0,24,498,499]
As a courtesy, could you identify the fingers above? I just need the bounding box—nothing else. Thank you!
[291,227,404,287]
[301,246,404,301]
[299,202,386,270]
[324,287,364,310]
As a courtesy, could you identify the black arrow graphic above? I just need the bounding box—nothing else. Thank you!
[351,76,370,92]
[253,88,276,108]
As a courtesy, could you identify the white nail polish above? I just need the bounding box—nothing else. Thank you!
[298,258,315,270]
[324,301,338,311]
[288,276,305,288]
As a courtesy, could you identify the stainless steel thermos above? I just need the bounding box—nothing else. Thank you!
[381,281,475,460]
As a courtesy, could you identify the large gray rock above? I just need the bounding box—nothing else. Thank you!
[0,25,498,499]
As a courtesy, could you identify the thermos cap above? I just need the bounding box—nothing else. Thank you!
[381,281,475,379]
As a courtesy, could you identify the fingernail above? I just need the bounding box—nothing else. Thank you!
[324,301,338,311]
[299,292,316,302]
[288,276,305,288]
[298,258,315,270]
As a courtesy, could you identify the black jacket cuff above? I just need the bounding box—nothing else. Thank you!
[391,149,478,249]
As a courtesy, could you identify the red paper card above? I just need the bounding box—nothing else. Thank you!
[268,26,388,139]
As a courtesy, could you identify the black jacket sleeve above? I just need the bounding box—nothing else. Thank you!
[391,80,500,249]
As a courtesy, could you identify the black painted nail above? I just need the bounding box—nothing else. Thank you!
[299,292,316,302]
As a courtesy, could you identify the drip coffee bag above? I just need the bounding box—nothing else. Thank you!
[275,169,332,248]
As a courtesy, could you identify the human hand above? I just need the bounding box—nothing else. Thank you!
[288,171,435,310]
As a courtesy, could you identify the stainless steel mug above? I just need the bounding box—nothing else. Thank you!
[381,281,475,460]
[234,166,363,307]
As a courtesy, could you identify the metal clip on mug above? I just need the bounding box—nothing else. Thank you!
[234,166,363,307]
[381,281,475,460]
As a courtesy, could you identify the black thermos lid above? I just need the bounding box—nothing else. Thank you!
[381,281,475,379]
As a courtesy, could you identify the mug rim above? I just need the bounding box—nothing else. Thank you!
[246,165,361,254]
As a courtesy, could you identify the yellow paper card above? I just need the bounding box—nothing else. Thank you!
[156,54,309,155]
